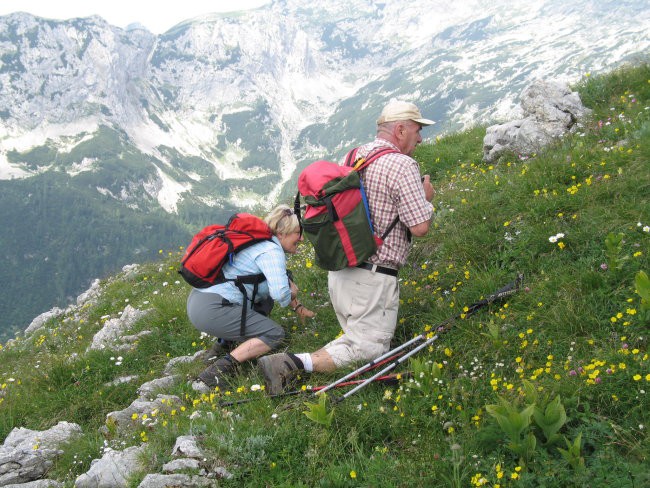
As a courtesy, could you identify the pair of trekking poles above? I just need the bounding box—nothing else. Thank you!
[220,273,524,407]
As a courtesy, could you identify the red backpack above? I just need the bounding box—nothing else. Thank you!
[295,147,400,271]
[179,213,273,288]
[179,213,274,335]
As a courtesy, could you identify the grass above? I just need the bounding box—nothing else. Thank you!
[1,63,649,487]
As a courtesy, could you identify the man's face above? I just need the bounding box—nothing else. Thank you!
[399,121,423,156]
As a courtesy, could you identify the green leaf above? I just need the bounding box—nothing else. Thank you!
[303,393,334,427]
[635,271,650,309]
[522,379,538,405]
[486,397,534,443]
[558,433,585,471]
[533,395,567,442]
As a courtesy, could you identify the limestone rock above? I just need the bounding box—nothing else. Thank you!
[102,395,182,436]
[161,458,200,474]
[0,422,82,486]
[2,480,63,487]
[88,306,151,351]
[137,376,180,400]
[171,436,203,460]
[483,79,592,163]
[162,352,203,377]
[136,474,213,488]
[74,445,146,488]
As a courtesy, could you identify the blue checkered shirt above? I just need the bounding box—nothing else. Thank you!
[196,236,292,307]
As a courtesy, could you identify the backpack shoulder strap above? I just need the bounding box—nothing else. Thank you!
[350,147,399,172]
[350,146,404,241]
[232,273,267,336]
[343,147,359,167]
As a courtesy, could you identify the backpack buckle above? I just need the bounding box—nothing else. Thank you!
[352,157,366,170]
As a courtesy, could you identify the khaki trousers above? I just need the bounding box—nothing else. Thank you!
[324,266,399,367]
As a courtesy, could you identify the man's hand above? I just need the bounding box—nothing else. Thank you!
[422,174,435,202]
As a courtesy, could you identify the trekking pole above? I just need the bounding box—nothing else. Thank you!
[315,340,418,395]
[333,333,441,403]
[320,273,523,395]
[218,373,404,407]
[330,273,524,403]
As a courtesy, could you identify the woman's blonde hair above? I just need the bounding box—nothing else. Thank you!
[264,204,300,236]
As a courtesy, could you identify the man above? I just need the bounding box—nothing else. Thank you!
[258,100,435,394]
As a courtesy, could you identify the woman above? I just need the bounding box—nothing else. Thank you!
[187,204,314,392]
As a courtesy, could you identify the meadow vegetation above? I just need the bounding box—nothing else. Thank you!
[0,63,648,487]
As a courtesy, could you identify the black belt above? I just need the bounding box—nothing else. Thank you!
[356,262,398,277]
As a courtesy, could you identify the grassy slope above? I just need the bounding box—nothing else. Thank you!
[0,64,648,487]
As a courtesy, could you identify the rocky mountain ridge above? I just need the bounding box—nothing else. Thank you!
[2,0,648,211]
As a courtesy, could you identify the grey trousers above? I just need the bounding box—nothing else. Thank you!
[186,288,285,349]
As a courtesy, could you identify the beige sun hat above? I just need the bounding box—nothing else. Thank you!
[377,100,435,126]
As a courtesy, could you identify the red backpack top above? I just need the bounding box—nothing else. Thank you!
[179,213,273,289]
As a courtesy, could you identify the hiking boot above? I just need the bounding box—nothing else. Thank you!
[202,338,235,364]
[195,357,236,392]
[257,353,302,395]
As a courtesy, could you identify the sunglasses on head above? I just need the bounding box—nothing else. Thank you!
[283,208,303,237]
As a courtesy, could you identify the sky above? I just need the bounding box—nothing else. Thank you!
[0,0,271,34]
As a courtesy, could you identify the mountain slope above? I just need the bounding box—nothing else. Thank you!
[0,63,647,487]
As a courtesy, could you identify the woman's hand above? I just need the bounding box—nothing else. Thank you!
[294,303,315,323]
[288,279,314,323]
[289,280,299,301]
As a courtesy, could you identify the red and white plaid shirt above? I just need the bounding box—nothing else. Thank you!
[348,138,433,269]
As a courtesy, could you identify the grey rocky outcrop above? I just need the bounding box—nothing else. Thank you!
[0,422,83,486]
[104,375,140,388]
[483,79,592,162]
[24,279,102,337]
[102,395,183,436]
[88,305,152,352]
[2,480,63,487]
[163,352,204,377]
[23,307,66,337]
[74,445,147,488]
[134,433,231,487]
[171,436,204,460]
[161,459,201,473]
[21,264,139,339]
[136,474,215,488]
[137,376,181,399]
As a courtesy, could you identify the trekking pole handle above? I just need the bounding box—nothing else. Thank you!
[462,273,524,317]
[488,273,523,300]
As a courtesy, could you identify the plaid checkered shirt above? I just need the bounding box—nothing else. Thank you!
[349,138,433,269]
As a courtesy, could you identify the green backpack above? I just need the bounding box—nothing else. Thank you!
[295,147,400,271]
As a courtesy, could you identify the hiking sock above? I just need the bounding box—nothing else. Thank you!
[287,353,307,371]
[293,353,313,372]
